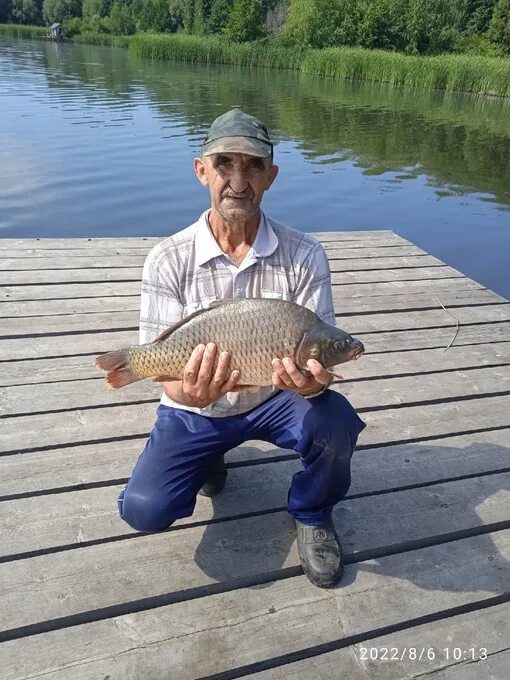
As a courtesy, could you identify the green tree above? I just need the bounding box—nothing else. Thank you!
[182,0,193,32]
[193,0,205,33]
[359,0,410,51]
[136,0,183,32]
[223,0,265,41]
[463,0,497,33]
[207,0,233,33]
[282,0,362,48]
[12,0,42,23]
[489,0,510,50]
[82,0,112,20]
[0,0,12,21]
[43,0,82,23]
[108,1,135,33]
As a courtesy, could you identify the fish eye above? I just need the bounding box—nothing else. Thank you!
[333,340,344,350]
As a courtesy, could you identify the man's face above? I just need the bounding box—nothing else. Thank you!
[194,152,278,223]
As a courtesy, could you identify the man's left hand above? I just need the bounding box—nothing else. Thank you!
[271,357,333,397]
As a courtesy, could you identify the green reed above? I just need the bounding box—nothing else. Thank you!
[129,34,303,70]
[0,24,48,39]
[302,48,510,97]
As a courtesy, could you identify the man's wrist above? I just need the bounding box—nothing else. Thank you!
[302,384,328,400]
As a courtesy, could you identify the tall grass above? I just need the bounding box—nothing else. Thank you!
[129,33,303,70]
[302,48,510,97]
[0,24,48,39]
[72,32,133,48]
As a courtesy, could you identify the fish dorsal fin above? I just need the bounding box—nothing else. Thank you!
[152,307,212,344]
[208,299,238,308]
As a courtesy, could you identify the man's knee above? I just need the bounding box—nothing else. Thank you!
[303,391,365,447]
[117,488,192,533]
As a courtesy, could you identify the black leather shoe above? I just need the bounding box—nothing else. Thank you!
[198,456,228,497]
[295,517,344,588]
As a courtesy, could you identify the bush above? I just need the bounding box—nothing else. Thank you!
[43,0,82,23]
[489,0,510,51]
[82,0,113,20]
[63,15,83,35]
[11,0,42,24]
[452,31,504,55]
[132,0,182,33]
[223,0,266,42]
[207,0,233,34]
[0,0,12,22]
[109,1,135,34]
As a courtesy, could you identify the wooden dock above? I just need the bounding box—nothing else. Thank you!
[1,231,509,679]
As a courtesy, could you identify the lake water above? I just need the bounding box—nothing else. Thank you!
[1,37,509,298]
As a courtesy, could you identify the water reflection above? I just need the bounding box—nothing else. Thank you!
[27,40,510,208]
[1,37,509,295]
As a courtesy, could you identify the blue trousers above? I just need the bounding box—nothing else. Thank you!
[118,389,366,531]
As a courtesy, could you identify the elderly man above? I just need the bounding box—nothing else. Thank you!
[118,108,365,588]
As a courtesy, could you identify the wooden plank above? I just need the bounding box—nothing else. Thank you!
[1,470,509,629]
[0,287,504,320]
[2,302,509,338]
[331,266,465,284]
[246,602,510,679]
[0,231,405,250]
[0,245,429,269]
[0,295,141,317]
[0,257,449,285]
[0,268,144,285]
[0,276,483,303]
[0,280,140,301]
[1,530,509,679]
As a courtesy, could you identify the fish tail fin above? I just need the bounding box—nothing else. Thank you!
[95,349,141,389]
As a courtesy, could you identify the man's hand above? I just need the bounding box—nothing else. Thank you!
[271,357,333,397]
[162,343,254,408]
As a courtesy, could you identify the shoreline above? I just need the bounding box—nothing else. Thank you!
[1,25,509,98]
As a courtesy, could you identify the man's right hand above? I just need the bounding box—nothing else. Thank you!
[163,343,244,408]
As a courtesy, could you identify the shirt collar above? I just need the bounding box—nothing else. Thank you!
[195,210,278,267]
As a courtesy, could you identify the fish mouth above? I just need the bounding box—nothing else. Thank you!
[350,343,365,361]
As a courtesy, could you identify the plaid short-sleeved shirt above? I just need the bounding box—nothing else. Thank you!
[140,210,335,417]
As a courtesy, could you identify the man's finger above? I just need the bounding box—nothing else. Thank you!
[281,357,307,388]
[211,350,232,388]
[271,359,294,388]
[220,369,241,394]
[196,342,217,384]
[306,359,333,385]
[183,344,205,384]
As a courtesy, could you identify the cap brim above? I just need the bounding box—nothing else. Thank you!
[202,136,272,158]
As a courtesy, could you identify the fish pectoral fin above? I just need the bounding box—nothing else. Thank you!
[153,375,178,382]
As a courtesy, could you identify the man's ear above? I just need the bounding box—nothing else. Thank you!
[265,163,279,190]
[194,157,209,187]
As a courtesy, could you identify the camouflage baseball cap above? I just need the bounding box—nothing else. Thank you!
[202,108,273,158]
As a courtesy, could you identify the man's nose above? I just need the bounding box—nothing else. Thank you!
[229,168,249,193]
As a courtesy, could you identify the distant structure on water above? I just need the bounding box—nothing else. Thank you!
[49,23,66,42]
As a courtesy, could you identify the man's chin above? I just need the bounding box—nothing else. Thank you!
[218,202,257,222]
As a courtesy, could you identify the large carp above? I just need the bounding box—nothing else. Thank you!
[95,298,364,388]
